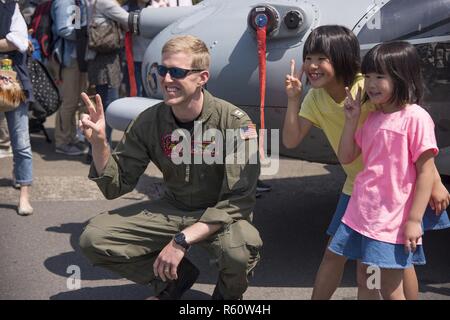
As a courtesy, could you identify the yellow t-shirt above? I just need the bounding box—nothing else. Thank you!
[299,74,374,195]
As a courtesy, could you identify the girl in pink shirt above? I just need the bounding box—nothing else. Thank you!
[284,25,449,300]
[333,41,438,299]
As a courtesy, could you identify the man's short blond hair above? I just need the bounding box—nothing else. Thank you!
[162,35,210,70]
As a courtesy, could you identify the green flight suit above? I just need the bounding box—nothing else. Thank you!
[79,90,262,299]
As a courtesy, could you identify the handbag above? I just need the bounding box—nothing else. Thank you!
[27,57,61,118]
[0,69,25,113]
[87,0,124,53]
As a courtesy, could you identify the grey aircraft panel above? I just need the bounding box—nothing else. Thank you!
[108,0,450,172]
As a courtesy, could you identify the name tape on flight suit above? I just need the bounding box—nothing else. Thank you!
[231,109,245,119]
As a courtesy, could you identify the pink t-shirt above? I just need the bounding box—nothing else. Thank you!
[342,104,438,244]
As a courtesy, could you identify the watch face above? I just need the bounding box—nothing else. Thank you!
[175,233,185,243]
[174,232,190,250]
[175,232,186,245]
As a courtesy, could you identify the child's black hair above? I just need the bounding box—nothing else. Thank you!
[303,25,360,87]
[361,41,423,107]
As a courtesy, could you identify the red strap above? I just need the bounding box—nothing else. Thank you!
[32,2,52,36]
[40,34,49,57]
[31,5,43,36]
[256,26,267,158]
[125,32,137,97]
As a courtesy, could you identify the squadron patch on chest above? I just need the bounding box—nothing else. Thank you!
[161,134,179,157]
[161,133,217,158]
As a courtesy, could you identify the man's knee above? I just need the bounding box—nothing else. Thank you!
[220,220,262,272]
[79,225,109,263]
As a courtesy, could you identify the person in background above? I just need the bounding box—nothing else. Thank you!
[122,0,193,97]
[0,112,12,158]
[84,0,129,164]
[1,0,34,215]
[51,0,89,156]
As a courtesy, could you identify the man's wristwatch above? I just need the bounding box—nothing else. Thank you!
[173,232,191,251]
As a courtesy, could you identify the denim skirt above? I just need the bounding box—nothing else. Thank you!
[329,223,426,269]
[326,194,450,237]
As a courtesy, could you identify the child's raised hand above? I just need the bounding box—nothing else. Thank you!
[404,220,422,253]
[343,86,362,121]
[285,59,304,99]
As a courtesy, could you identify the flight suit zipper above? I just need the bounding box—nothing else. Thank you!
[185,164,190,183]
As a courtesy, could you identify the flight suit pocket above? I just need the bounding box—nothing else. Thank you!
[224,220,262,275]
[226,164,247,191]
[227,220,262,249]
[159,158,187,184]
[142,209,171,224]
[207,220,262,272]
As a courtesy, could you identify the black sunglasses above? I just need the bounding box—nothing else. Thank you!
[156,65,204,79]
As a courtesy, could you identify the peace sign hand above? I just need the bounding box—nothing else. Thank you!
[78,93,107,146]
[343,86,362,122]
[285,59,304,99]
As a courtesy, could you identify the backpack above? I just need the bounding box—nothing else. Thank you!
[30,1,54,59]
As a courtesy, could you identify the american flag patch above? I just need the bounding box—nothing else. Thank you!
[240,123,258,140]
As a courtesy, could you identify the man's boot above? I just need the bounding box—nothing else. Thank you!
[211,282,243,300]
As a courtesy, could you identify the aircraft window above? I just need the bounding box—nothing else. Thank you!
[357,0,450,44]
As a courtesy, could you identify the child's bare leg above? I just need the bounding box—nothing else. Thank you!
[356,261,381,300]
[311,240,347,300]
[380,268,405,300]
[403,266,418,300]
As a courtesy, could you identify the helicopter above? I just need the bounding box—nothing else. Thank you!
[106,0,450,175]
